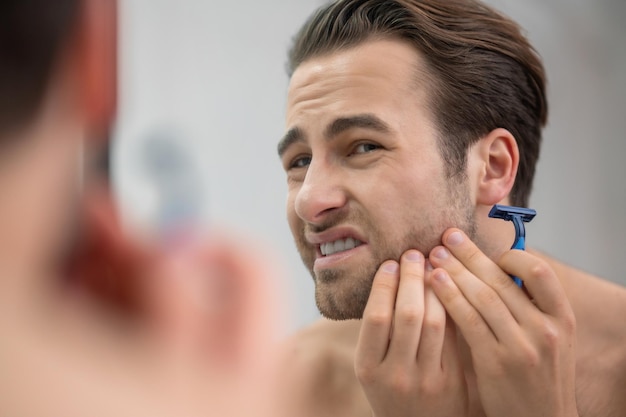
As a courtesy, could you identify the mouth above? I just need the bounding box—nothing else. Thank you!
[319,237,364,257]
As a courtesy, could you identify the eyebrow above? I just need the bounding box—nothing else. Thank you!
[277,126,304,158]
[277,113,391,158]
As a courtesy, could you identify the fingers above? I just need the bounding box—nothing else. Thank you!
[386,250,426,364]
[430,228,574,345]
[498,250,572,319]
[427,229,578,417]
[435,246,524,341]
[356,260,400,368]
[429,267,497,347]
[439,228,571,320]
[415,282,447,373]
[357,250,453,372]
[356,250,468,417]
[438,229,534,321]
[440,313,462,374]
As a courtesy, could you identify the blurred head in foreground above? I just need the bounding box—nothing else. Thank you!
[0,1,284,416]
[0,0,116,285]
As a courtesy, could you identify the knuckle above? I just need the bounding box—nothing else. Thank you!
[476,286,500,307]
[388,369,413,395]
[397,306,423,325]
[465,308,484,328]
[494,272,517,292]
[520,345,541,368]
[539,321,561,350]
[528,259,554,281]
[416,377,446,397]
[484,355,506,377]
[510,341,540,369]
[364,310,392,328]
[423,316,445,334]
[536,316,574,353]
[354,363,377,385]
[372,278,397,293]
[464,245,484,266]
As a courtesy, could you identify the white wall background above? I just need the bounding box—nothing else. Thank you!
[113,0,626,332]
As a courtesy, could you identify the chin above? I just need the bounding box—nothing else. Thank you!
[313,269,374,321]
[317,303,364,321]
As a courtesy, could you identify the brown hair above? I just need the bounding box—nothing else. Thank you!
[0,0,80,138]
[287,0,547,207]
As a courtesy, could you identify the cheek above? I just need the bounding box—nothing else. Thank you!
[285,192,301,234]
[366,171,441,231]
[395,164,444,202]
[376,175,427,210]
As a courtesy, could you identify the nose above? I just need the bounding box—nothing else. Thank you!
[294,160,347,224]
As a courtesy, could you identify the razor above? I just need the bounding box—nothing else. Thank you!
[488,204,537,287]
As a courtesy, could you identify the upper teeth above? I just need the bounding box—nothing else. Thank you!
[320,238,362,256]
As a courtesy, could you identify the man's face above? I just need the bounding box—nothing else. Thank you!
[280,39,476,320]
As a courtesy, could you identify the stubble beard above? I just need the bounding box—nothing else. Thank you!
[294,178,476,321]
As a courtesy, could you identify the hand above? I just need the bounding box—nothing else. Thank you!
[355,249,468,417]
[42,185,285,417]
[429,228,578,417]
[66,185,284,368]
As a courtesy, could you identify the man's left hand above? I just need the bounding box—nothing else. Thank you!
[429,228,579,417]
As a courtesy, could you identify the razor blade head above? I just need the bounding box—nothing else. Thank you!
[489,204,537,223]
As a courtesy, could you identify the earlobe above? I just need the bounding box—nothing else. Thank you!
[471,128,519,206]
[78,0,118,139]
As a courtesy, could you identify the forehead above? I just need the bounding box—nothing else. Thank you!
[286,38,434,129]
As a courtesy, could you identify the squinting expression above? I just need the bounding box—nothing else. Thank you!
[279,39,476,320]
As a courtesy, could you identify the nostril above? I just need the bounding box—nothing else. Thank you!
[296,191,346,224]
[293,165,347,223]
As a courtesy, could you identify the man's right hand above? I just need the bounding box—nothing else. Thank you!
[354,250,468,417]
[65,185,285,371]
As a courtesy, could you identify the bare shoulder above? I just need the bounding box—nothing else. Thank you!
[567,268,626,347]
[275,319,370,417]
[557,260,626,416]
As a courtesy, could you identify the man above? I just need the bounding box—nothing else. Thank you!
[0,1,282,416]
[277,0,626,416]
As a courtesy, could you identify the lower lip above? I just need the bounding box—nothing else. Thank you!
[313,244,367,272]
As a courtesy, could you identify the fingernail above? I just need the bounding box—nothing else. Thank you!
[404,250,423,262]
[382,262,399,273]
[433,270,448,282]
[447,231,463,246]
[432,247,449,260]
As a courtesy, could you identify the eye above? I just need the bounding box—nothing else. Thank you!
[289,155,312,169]
[352,142,382,155]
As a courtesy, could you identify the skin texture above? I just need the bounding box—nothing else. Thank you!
[280,39,476,320]
[355,251,468,417]
[429,228,578,417]
[277,38,626,417]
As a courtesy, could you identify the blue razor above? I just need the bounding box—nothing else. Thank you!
[488,204,537,287]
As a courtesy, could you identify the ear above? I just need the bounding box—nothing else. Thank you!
[77,0,118,140]
[468,128,519,206]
